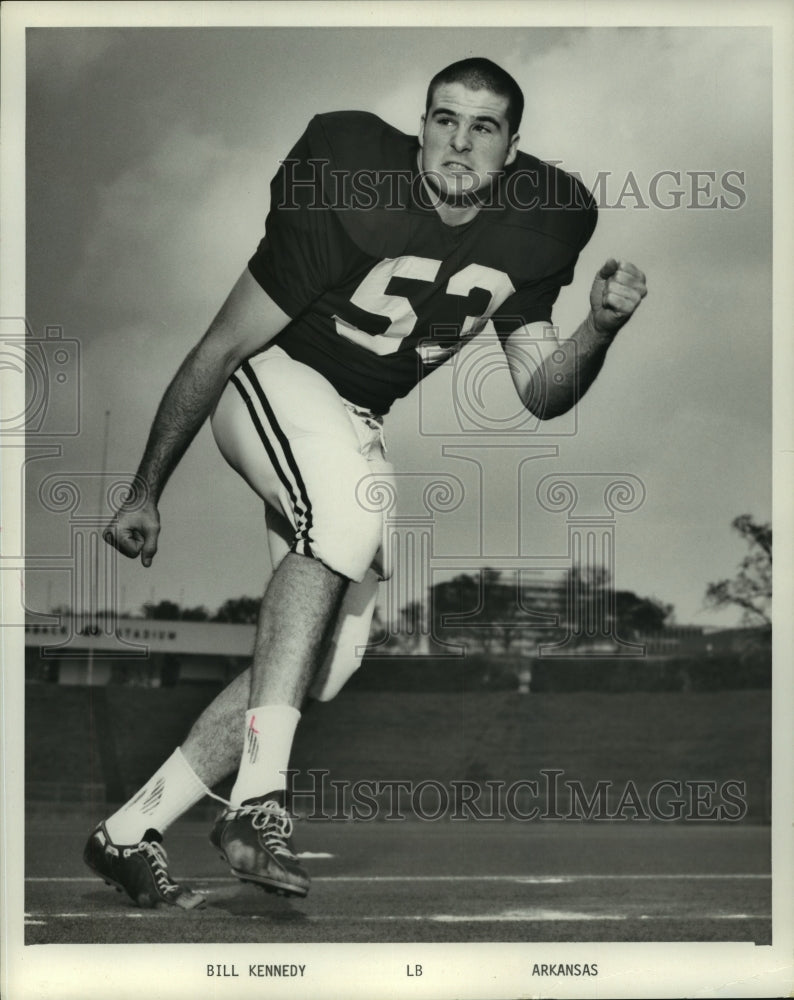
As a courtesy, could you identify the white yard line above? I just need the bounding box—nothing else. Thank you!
[23,910,768,923]
[25,872,771,883]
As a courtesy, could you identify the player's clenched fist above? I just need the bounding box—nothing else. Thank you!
[589,258,647,336]
[103,495,161,568]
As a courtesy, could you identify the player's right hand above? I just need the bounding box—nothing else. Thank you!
[103,501,161,567]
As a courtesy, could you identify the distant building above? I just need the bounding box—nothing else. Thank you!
[24,614,255,686]
[24,610,744,689]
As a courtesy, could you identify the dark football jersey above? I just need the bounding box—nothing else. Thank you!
[248,111,597,414]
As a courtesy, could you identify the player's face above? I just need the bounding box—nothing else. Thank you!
[419,82,519,199]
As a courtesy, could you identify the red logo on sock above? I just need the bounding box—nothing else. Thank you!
[248,715,260,735]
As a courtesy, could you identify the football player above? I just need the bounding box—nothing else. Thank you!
[84,57,646,908]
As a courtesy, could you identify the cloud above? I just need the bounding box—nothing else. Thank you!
[67,126,275,480]
[27,28,124,90]
[73,126,269,331]
[507,27,771,169]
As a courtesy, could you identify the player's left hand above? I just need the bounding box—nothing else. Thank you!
[589,258,647,336]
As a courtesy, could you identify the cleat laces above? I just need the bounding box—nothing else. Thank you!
[244,803,297,859]
[131,839,179,897]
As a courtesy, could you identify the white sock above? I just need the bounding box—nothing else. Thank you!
[104,747,209,844]
[229,705,301,808]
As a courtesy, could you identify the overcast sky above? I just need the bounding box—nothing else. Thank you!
[22,24,773,627]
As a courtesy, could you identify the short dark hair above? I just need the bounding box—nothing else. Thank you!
[425,57,524,135]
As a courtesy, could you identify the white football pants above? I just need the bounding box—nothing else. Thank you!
[211,345,395,700]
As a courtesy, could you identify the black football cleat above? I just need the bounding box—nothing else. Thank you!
[83,822,206,910]
[209,793,310,898]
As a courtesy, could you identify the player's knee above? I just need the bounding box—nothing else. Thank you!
[308,505,383,583]
[309,569,379,701]
[309,649,363,702]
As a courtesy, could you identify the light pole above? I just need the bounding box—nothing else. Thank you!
[86,409,111,686]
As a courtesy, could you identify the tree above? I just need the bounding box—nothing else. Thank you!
[142,600,210,621]
[429,569,567,653]
[423,567,675,653]
[212,596,262,624]
[142,599,181,620]
[396,600,426,651]
[613,590,673,638]
[705,515,771,625]
[429,570,514,653]
[566,566,673,640]
[181,605,210,621]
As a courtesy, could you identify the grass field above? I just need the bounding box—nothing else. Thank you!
[26,688,771,818]
[23,686,772,948]
[25,816,771,945]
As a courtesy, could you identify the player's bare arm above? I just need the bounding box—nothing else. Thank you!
[105,269,290,565]
[504,258,647,419]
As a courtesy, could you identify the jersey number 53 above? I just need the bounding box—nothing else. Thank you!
[333,256,515,362]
